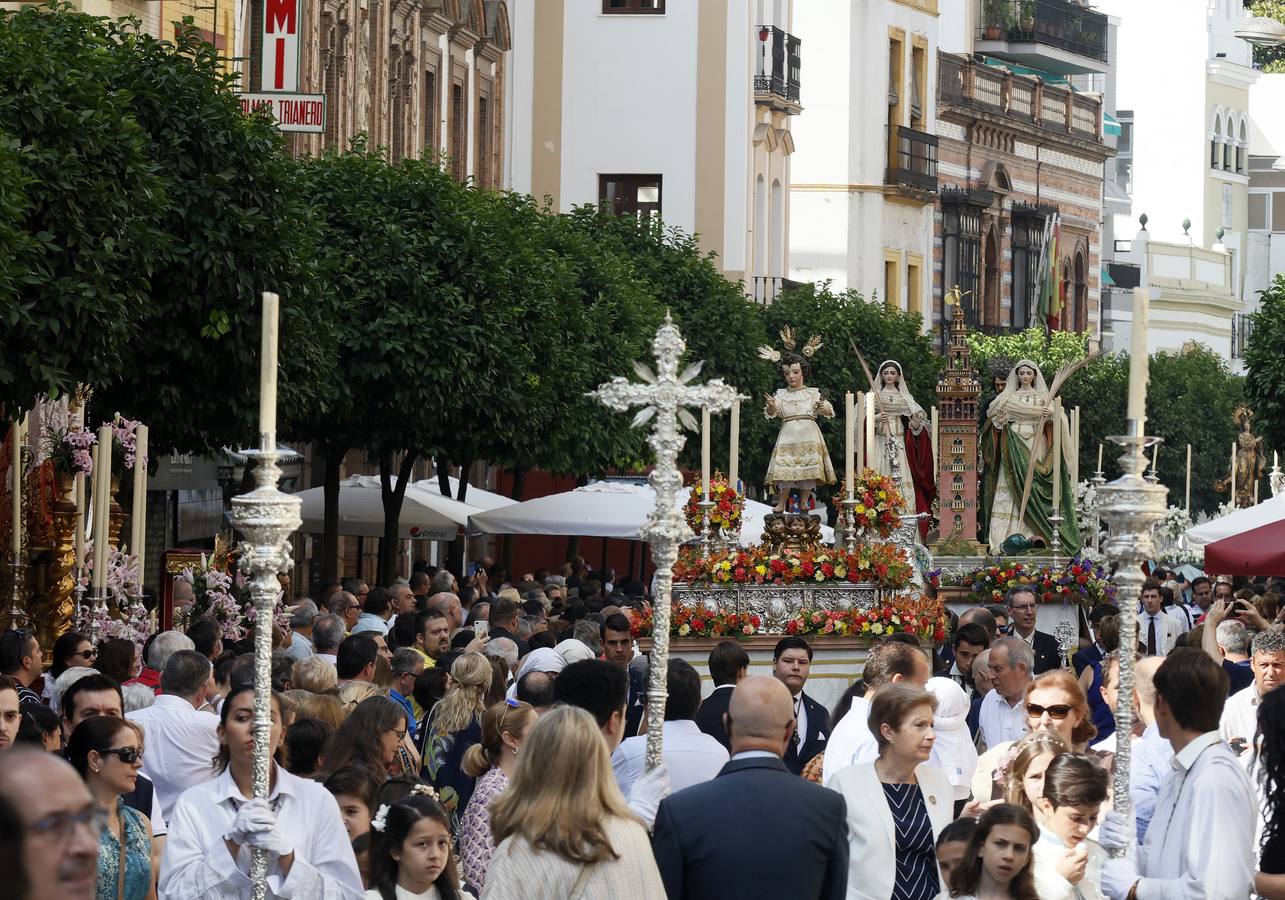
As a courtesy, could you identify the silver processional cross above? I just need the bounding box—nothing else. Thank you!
[591,314,738,770]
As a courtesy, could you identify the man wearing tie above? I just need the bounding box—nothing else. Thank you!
[1138,580,1180,656]
[771,636,830,775]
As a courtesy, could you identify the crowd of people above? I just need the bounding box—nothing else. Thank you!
[0,559,1282,900]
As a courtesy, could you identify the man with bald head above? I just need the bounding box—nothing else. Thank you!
[651,676,849,900]
[0,748,101,899]
[426,591,463,632]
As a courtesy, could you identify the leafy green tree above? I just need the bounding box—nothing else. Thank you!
[0,5,168,411]
[1246,274,1285,470]
[91,22,337,454]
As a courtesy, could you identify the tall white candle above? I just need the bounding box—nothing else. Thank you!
[1071,406,1081,487]
[92,426,113,591]
[1185,444,1193,511]
[931,406,940,472]
[9,419,21,557]
[728,398,740,489]
[130,424,148,588]
[1152,442,1159,474]
[1052,398,1063,513]
[74,473,86,569]
[701,407,711,499]
[865,392,876,468]
[1097,442,1104,475]
[1127,287,1150,425]
[844,392,855,497]
[259,291,280,451]
[856,392,865,472]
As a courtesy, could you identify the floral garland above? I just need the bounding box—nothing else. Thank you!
[674,542,915,591]
[683,472,745,534]
[949,556,1115,606]
[628,593,946,642]
[76,544,152,664]
[830,468,907,537]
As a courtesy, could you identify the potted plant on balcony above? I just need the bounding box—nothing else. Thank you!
[1018,0,1035,33]
[983,0,1010,40]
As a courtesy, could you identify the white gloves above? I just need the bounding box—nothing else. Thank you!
[1098,810,1139,900]
[627,763,671,831]
[226,798,293,859]
[1098,809,1135,853]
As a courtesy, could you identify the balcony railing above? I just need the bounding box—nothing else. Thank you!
[937,52,1102,142]
[754,25,801,105]
[749,275,804,305]
[1232,312,1254,359]
[886,124,939,193]
[977,0,1109,66]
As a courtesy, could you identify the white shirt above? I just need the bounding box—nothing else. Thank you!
[611,719,728,799]
[1217,682,1262,753]
[160,764,364,899]
[1033,830,1107,900]
[791,690,809,751]
[978,689,1028,751]
[315,652,338,670]
[285,631,314,662]
[128,694,221,822]
[821,696,879,784]
[1165,605,1194,635]
[1135,731,1255,900]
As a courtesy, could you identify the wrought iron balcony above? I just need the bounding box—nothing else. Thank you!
[886,124,938,193]
[754,25,801,107]
[976,0,1109,75]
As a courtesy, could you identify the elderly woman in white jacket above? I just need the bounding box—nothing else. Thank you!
[826,684,954,900]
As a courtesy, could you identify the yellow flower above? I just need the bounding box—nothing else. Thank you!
[871,623,885,635]
[835,566,847,578]
[856,504,866,514]
[720,560,732,571]
[678,624,691,636]
[878,490,886,500]
[755,564,767,576]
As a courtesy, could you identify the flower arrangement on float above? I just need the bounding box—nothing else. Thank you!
[673,542,916,591]
[172,534,289,639]
[948,556,1115,606]
[75,543,153,661]
[830,468,907,537]
[683,472,744,535]
[629,592,946,642]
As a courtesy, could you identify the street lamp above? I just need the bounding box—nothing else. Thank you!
[1236,15,1285,48]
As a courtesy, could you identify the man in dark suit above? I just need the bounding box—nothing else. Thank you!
[1072,602,1120,676]
[1008,586,1063,674]
[695,640,749,749]
[771,636,830,774]
[485,596,529,657]
[652,675,849,900]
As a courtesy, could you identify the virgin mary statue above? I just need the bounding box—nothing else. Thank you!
[872,360,936,541]
[980,360,1080,552]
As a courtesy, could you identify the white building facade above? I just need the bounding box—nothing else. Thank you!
[1245,73,1285,361]
[506,0,800,290]
[788,0,940,319]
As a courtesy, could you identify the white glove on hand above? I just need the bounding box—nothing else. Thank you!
[627,763,671,831]
[1098,809,1135,853]
[1101,854,1140,900]
[241,805,293,859]
[224,798,274,845]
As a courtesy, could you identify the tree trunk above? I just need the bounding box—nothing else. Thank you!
[378,450,418,584]
[436,454,451,497]
[321,446,347,583]
[445,458,471,576]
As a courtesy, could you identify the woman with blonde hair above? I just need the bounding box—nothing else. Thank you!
[457,700,537,891]
[296,691,345,730]
[483,705,665,899]
[295,655,339,694]
[339,681,384,715]
[421,652,491,828]
[1003,731,1071,816]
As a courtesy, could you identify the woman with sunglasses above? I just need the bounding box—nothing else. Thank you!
[1023,670,1097,754]
[67,715,158,899]
[457,699,536,892]
[50,631,96,682]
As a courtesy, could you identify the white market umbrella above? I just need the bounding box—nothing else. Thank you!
[410,476,514,512]
[468,480,833,544]
[1184,492,1285,548]
[297,474,500,540]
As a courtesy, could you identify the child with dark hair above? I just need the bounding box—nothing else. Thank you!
[945,803,1040,899]
[366,792,471,899]
[935,816,978,887]
[1030,752,1109,900]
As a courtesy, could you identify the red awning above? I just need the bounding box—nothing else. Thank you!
[1202,518,1285,577]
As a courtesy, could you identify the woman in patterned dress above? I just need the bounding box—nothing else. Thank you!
[67,716,157,900]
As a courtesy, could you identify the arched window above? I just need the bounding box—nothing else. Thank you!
[770,178,784,276]
[1238,118,1248,174]
[1073,249,1088,332]
[1212,112,1222,169]
[754,175,767,276]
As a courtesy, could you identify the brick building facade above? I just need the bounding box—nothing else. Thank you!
[933,52,1111,350]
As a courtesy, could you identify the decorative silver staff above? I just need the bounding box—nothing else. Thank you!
[1096,287,1167,848]
[231,292,301,899]
[592,314,738,770]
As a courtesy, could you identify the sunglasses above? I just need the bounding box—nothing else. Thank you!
[74,648,97,661]
[99,746,144,765]
[1026,703,1073,720]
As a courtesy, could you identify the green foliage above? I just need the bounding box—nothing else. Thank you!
[1247,0,1285,72]
[0,4,167,408]
[91,21,336,454]
[1246,274,1285,454]
[966,328,1090,378]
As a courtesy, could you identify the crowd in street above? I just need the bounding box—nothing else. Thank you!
[0,560,1282,900]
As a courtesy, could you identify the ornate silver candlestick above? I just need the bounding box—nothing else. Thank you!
[840,498,858,554]
[697,498,715,558]
[1049,513,1063,563]
[1096,425,1167,851]
[592,314,737,772]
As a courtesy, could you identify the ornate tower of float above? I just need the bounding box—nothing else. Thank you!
[935,302,982,545]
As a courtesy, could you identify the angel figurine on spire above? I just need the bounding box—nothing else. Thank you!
[759,327,835,513]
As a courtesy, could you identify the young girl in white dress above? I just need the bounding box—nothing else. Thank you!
[365,794,475,900]
[937,803,1040,900]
